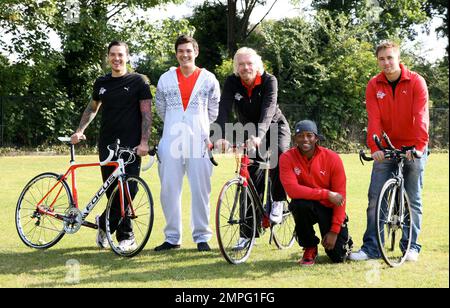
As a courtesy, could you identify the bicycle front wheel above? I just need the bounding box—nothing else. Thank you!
[105,175,154,257]
[272,199,296,249]
[15,172,72,249]
[376,178,412,267]
[216,178,256,264]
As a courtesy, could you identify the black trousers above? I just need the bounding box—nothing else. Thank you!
[97,149,141,242]
[289,199,353,263]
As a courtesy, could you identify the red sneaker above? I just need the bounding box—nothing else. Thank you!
[298,246,318,266]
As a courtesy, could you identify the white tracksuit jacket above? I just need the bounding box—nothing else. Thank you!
[155,67,220,245]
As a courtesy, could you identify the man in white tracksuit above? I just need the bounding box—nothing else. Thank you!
[154,35,220,252]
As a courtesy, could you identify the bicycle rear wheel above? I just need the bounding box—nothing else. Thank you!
[272,199,296,249]
[105,175,154,257]
[15,172,72,249]
[376,178,412,267]
[216,179,256,264]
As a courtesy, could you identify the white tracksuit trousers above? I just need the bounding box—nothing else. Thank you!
[158,149,213,245]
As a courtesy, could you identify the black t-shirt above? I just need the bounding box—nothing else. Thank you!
[92,72,152,150]
[388,73,402,98]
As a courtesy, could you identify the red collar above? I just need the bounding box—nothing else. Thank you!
[241,73,262,97]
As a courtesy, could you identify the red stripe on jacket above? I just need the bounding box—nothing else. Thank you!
[366,63,429,153]
[279,146,347,234]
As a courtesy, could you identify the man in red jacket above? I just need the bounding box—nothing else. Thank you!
[349,40,429,262]
[279,120,353,266]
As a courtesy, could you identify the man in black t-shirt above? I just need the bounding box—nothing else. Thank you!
[71,41,152,252]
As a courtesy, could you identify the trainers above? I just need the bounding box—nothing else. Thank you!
[197,242,211,252]
[95,215,109,249]
[154,241,181,251]
[348,249,370,261]
[118,237,138,252]
[299,246,318,266]
[232,237,252,251]
[404,250,419,262]
[270,201,284,224]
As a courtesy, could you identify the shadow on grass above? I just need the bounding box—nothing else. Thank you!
[1,245,361,287]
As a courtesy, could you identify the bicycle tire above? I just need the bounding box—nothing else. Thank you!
[272,199,296,249]
[105,175,154,257]
[376,178,412,267]
[15,172,73,249]
[216,178,256,264]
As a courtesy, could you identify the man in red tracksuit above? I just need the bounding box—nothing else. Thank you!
[279,120,353,265]
[349,40,429,262]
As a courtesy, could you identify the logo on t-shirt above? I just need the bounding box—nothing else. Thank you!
[376,91,386,99]
[99,87,107,95]
[320,170,326,176]
[234,93,243,101]
[294,167,301,175]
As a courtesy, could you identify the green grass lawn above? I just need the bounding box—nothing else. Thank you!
[0,153,448,288]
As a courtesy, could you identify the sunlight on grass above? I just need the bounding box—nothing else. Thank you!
[0,153,448,288]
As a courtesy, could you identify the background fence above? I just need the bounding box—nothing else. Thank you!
[0,96,448,150]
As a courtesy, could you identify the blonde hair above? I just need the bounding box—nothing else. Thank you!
[233,47,264,76]
[375,40,400,57]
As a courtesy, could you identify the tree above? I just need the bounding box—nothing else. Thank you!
[225,0,280,56]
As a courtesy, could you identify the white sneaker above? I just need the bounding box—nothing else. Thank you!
[348,249,370,261]
[232,237,252,251]
[270,201,284,224]
[118,238,138,252]
[404,250,419,262]
[95,215,109,249]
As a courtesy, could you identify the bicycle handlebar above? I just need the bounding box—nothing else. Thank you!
[359,133,420,165]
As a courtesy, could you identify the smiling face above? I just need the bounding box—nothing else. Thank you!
[176,42,198,71]
[377,47,401,81]
[236,53,258,86]
[295,131,318,158]
[108,45,128,77]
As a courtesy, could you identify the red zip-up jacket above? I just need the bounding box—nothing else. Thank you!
[279,146,346,234]
[366,63,429,153]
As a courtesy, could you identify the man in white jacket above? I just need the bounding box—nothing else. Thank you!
[154,35,220,252]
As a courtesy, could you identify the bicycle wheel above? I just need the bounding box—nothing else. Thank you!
[105,175,154,257]
[216,178,256,264]
[376,178,412,267]
[16,172,72,249]
[272,199,296,249]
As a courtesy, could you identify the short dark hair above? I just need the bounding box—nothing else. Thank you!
[108,40,129,55]
[175,35,199,53]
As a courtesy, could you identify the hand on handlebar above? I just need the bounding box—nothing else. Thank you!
[214,139,231,153]
[406,149,422,161]
[135,143,149,157]
[371,150,385,162]
[246,135,261,152]
[70,132,86,144]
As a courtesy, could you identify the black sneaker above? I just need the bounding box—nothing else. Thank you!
[197,242,211,252]
[154,241,181,251]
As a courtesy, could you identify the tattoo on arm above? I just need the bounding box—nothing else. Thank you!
[140,99,152,143]
[77,100,101,133]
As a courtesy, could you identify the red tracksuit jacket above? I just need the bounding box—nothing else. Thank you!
[366,63,429,153]
[279,146,346,234]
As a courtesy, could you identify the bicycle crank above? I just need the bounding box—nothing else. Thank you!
[63,208,83,234]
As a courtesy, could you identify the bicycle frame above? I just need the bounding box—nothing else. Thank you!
[229,148,271,231]
[34,150,129,230]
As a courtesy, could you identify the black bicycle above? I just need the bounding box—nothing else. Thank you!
[360,133,420,267]
[215,145,296,264]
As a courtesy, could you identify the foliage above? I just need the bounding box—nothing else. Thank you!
[251,13,379,150]
[188,1,228,72]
